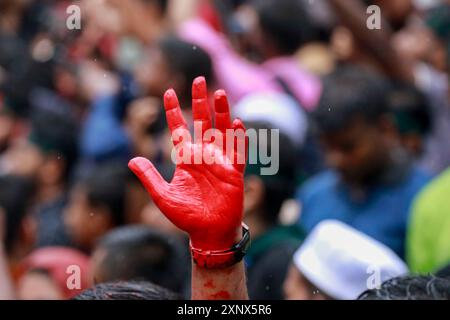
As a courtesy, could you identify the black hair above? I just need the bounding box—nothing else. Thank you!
[28,100,79,180]
[253,0,316,55]
[74,281,180,300]
[314,65,391,134]
[245,121,297,224]
[436,264,450,279]
[388,83,432,135]
[158,35,213,101]
[0,175,34,254]
[358,275,450,300]
[79,163,128,226]
[94,225,188,294]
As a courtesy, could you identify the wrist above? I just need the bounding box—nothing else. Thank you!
[190,223,243,251]
[190,223,250,269]
[189,224,244,251]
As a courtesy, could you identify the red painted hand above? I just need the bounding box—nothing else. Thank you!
[129,77,247,251]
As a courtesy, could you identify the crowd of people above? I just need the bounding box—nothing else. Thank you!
[0,0,450,300]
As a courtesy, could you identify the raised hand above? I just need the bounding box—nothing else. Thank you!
[128,77,247,251]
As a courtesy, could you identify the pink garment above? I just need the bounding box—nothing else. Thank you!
[263,57,321,111]
[178,19,321,111]
[21,247,91,299]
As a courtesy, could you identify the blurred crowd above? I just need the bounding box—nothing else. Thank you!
[0,0,450,300]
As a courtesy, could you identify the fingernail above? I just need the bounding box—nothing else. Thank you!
[192,76,207,99]
[214,90,228,112]
[164,89,178,110]
[128,157,144,170]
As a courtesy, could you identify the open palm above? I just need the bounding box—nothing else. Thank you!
[129,77,247,251]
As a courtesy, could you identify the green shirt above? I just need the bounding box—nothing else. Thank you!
[407,168,450,273]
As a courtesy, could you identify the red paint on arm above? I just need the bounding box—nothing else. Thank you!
[209,291,231,300]
[204,279,215,289]
[192,260,248,300]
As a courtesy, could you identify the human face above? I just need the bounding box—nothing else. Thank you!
[1,138,44,178]
[64,187,110,251]
[135,47,174,98]
[320,118,392,186]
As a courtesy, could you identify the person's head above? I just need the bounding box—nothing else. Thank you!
[124,96,166,159]
[74,280,180,300]
[1,104,78,188]
[91,225,188,294]
[17,247,90,300]
[283,220,408,300]
[358,275,450,300]
[242,121,297,232]
[388,83,431,157]
[0,174,34,256]
[248,0,315,60]
[64,163,128,252]
[136,35,213,105]
[234,94,307,230]
[313,66,397,185]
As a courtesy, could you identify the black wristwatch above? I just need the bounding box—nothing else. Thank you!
[190,223,251,269]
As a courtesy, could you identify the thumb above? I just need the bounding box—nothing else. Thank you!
[128,157,170,204]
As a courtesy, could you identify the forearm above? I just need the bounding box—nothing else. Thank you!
[329,0,413,82]
[191,261,248,300]
[190,225,249,300]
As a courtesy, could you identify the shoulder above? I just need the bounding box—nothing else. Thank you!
[297,170,339,201]
[407,166,433,186]
[396,166,433,201]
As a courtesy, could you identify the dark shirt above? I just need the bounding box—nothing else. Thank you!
[35,195,73,248]
[246,225,304,300]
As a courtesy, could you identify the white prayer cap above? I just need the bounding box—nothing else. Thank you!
[293,220,409,300]
[233,92,308,147]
